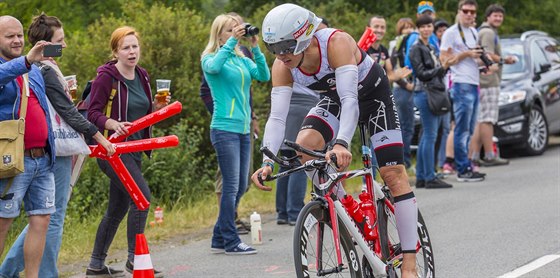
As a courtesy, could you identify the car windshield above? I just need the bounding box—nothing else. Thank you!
[501,41,526,80]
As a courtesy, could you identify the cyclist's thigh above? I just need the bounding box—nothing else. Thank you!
[298,96,341,149]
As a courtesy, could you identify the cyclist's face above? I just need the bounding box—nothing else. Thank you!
[275,52,303,69]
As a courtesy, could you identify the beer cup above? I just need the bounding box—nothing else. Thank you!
[155,79,171,104]
[64,75,78,101]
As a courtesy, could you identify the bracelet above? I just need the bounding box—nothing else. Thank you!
[261,161,274,171]
[333,139,349,149]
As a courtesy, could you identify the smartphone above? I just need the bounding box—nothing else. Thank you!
[43,44,62,57]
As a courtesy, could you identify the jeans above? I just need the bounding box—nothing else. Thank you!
[89,154,151,269]
[0,155,55,218]
[393,86,415,168]
[437,112,451,168]
[450,83,479,174]
[210,129,250,250]
[414,91,442,181]
[0,156,71,278]
[276,150,307,222]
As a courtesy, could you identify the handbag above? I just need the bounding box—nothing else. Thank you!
[0,74,29,179]
[46,99,91,156]
[424,75,451,116]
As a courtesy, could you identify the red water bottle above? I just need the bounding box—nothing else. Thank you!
[340,195,374,240]
[359,191,377,240]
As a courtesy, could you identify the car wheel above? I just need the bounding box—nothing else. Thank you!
[521,105,548,156]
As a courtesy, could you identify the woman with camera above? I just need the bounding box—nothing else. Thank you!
[201,14,270,255]
[409,15,454,189]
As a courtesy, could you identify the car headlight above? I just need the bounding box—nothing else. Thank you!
[499,90,526,106]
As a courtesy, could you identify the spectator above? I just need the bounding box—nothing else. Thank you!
[0,13,115,277]
[275,84,319,226]
[0,15,55,278]
[409,15,453,189]
[86,26,168,276]
[432,19,453,171]
[389,17,416,171]
[199,12,257,235]
[469,4,515,167]
[404,1,440,72]
[201,14,270,255]
[440,0,487,182]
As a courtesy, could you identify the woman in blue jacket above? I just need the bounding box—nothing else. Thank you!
[201,14,270,255]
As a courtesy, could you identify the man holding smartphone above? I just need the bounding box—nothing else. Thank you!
[0,15,56,278]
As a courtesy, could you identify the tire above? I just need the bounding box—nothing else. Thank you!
[377,199,435,278]
[293,200,362,278]
[521,105,548,156]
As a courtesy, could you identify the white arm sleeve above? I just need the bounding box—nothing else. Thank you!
[335,65,359,146]
[262,86,293,161]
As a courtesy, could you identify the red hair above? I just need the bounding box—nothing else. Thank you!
[110,26,140,58]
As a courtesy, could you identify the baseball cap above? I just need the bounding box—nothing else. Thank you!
[417,1,436,14]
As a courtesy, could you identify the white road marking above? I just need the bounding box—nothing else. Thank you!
[497,254,560,278]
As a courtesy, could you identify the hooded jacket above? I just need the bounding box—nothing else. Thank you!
[87,61,152,154]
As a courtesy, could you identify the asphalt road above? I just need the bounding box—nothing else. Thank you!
[66,140,560,278]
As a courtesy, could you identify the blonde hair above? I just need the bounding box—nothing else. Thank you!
[110,26,140,59]
[396,18,414,35]
[202,14,244,58]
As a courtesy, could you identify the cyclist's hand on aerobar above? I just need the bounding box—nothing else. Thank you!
[251,166,273,191]
[326,144,352,170]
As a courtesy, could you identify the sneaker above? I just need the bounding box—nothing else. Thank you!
[277,219,288,225]
[125,260,164,278]
[211,246,225,254]
[86,265,125,277]
[480,157,509,167]
[425,178,453,189]
[415,180,425,188]
[225,242,257,255]
[236,219,251,234]
[471,160,481,173]
[457,171,485,182]
[442,162,455,175]
[288,220,297,226]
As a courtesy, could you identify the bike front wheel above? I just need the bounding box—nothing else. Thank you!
[377,198,435,278]
[293,200,362,278]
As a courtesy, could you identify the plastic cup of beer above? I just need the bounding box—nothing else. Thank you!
[155,79,171,104]
[64,75,78,101]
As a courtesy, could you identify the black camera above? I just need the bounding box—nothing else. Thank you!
[473,47,494,68]
[243,23,259,37]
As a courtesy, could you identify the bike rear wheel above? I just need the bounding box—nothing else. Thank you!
[293,200,363,278]
[377,198,435,278]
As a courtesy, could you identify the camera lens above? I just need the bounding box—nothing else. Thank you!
[244,24,259,37]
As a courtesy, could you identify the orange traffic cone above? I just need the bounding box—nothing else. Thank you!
[133,234,155,278]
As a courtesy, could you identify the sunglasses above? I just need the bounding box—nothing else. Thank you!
[461,9,477,15]
[418,1,433,6]
[264,40,297,55]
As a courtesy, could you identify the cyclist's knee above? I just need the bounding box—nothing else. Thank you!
[295,129,325,161]
[379,164,411,196]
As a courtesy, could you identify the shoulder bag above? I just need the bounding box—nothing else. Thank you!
[0,74,29,179]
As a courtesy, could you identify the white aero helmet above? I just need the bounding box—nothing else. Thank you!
[262,3,322,55]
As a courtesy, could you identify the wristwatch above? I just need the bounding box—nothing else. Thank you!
[333,139,349,149]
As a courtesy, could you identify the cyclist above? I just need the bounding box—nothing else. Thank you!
[250,4,418,277]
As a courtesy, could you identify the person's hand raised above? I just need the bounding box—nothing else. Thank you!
[232,24,246,40]
[26,41,52,64]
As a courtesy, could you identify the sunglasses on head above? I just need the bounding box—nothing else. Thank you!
[264,39,297,55]
[461,9,477,15]
[418,1,433,6]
